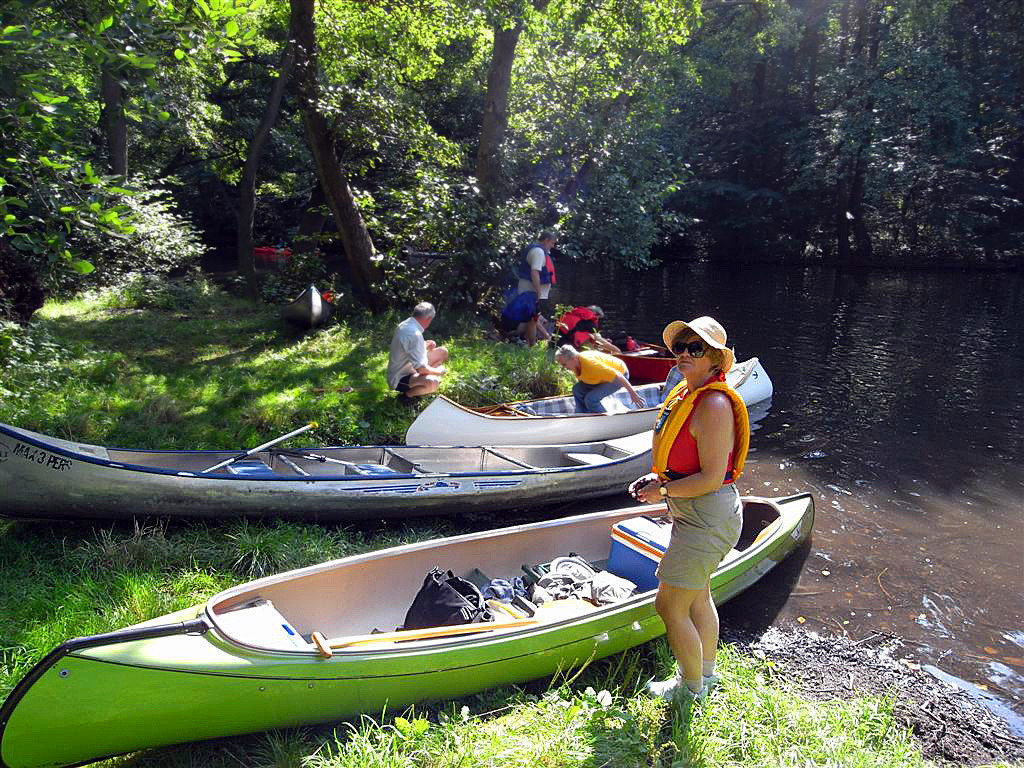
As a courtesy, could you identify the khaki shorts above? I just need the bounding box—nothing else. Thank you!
[655,484,742,589]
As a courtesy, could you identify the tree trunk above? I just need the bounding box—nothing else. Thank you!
[850,0,881,264]
[838,0,851,61]
[849,148,872,263]
[237,44,295,301]
[292,180,328,256]
[100,64,127,177]
[799,0,827,111]
[289,0,383,311]
[559,91,633,203]
[474,22,524,200]
[752,60,767,108]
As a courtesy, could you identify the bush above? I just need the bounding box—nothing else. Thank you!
[98,271,218,312]
[57,183,208,294]
[259,251,336,303]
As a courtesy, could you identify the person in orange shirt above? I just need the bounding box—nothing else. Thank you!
[554,345,646,413]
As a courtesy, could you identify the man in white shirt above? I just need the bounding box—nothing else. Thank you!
[387,302,448,400]
[514,231,556,341]
[515,231,557,302]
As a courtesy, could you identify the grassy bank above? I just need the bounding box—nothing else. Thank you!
[0,278,568,450]
[0,282,1009,767]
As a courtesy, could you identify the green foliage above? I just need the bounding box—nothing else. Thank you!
[259,251,334,306]
[98,271,217,311]
[50,185,209,293]
[0,0,263,300]
[661,0,1024,265]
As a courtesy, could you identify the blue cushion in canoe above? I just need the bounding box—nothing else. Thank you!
[226,460,278,478]
[354,463,401,475]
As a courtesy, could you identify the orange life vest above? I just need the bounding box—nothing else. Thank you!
[651,373,750,483]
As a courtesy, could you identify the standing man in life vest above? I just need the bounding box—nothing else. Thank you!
[515,231,557,322]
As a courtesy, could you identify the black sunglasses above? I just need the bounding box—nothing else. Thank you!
[671,339,706,357]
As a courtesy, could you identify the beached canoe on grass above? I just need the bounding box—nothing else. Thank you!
[281,284,333,328]
[0,493,813,768]
[406,357,772,446]
[0,424,652,521]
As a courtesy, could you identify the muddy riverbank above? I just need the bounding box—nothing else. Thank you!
[722,625,1024,765]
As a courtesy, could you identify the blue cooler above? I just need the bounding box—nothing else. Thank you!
[607,516,673,591]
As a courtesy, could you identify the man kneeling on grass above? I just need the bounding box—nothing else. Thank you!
[554,344,646,413]
[387,302,448,402]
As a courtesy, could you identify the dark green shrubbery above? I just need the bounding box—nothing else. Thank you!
[59,184,209,294]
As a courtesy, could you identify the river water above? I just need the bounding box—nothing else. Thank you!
[553,260,1023,720]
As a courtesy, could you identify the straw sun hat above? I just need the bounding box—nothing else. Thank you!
[662,316,735,373]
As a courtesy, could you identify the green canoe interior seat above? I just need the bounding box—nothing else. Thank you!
[214,598,309,651]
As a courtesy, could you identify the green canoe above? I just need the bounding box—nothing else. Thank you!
[0,493,813,768]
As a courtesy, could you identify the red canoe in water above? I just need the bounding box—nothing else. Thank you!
[614,343,675,384]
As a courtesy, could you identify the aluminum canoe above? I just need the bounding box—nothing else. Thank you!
[406,356,773,446]
[0,424,651,521]
[281,284,333,328]
[0,493,814,768]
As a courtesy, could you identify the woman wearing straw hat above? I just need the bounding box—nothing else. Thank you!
[627,316,750,703]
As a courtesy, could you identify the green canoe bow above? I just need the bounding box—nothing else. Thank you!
[0,493,813,768]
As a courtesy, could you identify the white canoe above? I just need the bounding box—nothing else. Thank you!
[407,356,772,446]
[0,424,652,521]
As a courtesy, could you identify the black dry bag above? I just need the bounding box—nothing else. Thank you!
[401,568,493,630]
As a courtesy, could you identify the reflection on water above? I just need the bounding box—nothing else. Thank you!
[556,261,1024,714]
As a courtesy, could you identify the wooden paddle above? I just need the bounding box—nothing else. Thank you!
[311,618,538,657]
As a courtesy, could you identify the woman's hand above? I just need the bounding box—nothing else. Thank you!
[628,473,660,504]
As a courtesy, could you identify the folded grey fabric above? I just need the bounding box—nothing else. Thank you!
[584,570,637,605]
[532,560,636,607]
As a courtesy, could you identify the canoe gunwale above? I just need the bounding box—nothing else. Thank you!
[0,423,649,483]
[434,358,765,422]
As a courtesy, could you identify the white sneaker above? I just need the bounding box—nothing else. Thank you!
[702,673,720,693]
[646,675,682,701]
[646,676,708,703]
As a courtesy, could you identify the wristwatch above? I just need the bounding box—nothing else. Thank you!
[658,481,668,498]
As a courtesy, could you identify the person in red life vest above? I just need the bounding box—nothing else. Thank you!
[555,305,621,353]
[515,231,557,316]
[627,316,750,704]
[554,345,646,413]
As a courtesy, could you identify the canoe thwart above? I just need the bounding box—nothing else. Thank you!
[311,631,333,658]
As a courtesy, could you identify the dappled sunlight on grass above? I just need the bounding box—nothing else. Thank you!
[1,287,583,449]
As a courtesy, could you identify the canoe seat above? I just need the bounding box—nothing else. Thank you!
[350,463,402,476]
[214,599,309,651]
[225,460,278,478]
[562,452,613,467]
